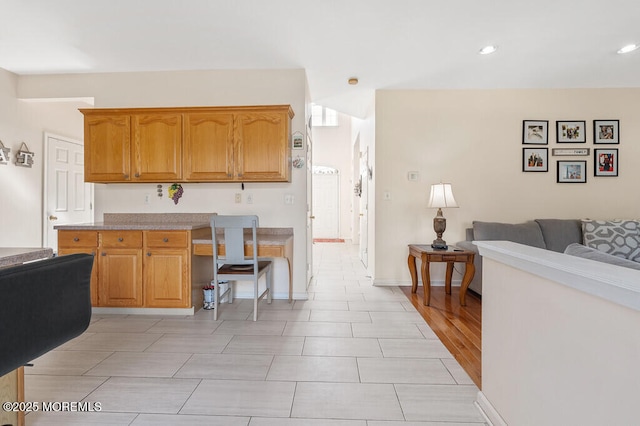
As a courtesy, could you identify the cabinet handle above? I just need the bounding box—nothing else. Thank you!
[238,173,243,177]
[118,237,124,242]
[124,174,129,179]
[135,173,140,178]
[101,252,106,256]
[73,237,79,242]
[163,238,169,243]
[227,173,232,178]
[147,252,152,257]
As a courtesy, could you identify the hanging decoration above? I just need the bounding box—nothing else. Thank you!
[15,142,35,168]
[0,140,10,165]
[168,183,184,204]
[292,155,305,168]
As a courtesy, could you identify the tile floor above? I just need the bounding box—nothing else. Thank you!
[24,242,486,425]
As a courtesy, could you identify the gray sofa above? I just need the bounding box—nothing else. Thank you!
[457,218,640,295]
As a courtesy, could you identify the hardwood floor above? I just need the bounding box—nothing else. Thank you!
[401,285,482,389]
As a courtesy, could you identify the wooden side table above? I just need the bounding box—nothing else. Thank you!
[407,244,476,306]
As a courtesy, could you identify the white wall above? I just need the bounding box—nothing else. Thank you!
[374,88,640,284]
[15,69,310,299]
[0,68,89,247]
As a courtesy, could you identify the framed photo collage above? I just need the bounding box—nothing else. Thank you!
[522,119,619,183]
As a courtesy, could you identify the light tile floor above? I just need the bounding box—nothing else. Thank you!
[24,242,486,425]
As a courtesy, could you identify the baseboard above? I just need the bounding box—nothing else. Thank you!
[475,391,508,426]
[373,279,462,287]
[92,307,194,316]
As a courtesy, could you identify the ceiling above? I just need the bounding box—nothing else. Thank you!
[2,0,639,117]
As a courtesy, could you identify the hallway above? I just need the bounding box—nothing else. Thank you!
[24,242,485,425]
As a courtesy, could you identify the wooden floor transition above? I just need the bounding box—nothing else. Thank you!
[401,285,482,388]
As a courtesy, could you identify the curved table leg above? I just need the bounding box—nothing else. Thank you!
[408,253,418,293]
[445,262,454,295]
[459,257,476,306]
[421,254,431,306]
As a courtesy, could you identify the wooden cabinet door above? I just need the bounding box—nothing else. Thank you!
[143,248,190,308]
[98,248,143,307]
[183,112,234,181]
[58,247,98,306]
[132,113,182,181]
[84,114,131,182]
[235,110,291,182]
[58,230,99,306]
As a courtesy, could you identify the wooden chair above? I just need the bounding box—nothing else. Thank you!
[210,215,272,321]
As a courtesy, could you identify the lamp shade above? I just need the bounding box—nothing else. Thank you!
[427,183,458,209]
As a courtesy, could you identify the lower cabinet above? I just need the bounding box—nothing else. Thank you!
[144,231,190,308]
[58,229,193,308]
[99,248,143,307]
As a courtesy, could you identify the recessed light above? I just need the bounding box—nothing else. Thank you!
[348,77,359,85]
[479,45,498,55]
[617,44,638,54]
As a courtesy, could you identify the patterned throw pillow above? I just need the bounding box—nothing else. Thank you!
[581,220,640,262]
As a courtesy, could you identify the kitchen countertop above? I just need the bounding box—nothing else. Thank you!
[54,214,294,244]
[0,247,54,268]
[54,213,214,231]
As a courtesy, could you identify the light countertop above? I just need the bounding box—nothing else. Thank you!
[0,247,54,268]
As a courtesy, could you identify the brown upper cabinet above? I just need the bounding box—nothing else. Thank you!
[81,105,294,183]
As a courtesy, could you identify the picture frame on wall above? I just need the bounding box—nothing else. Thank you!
[593,120,619,144]
[522,120,548,144]
[557,160,587,183]
[523,148,548,172]
[594,148,618,177]
[552,148,590,156]
[556,121,586,143]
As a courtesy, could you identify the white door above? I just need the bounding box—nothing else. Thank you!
[359,149,369,267]
[43,133,93,252]
[312,171,339,239]
[305,130,314,287]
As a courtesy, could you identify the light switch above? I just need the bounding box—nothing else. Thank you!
[407,171,419,181]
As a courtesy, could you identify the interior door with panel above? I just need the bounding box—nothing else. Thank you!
[44,134,93,252]
[183,112,234,181]
[132,113,182,181]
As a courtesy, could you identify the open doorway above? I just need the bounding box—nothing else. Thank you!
[310,105,361,250]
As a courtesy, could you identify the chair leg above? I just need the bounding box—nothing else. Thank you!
[253,277,259,321]
[213,280,220,321]
[267,265,272,304]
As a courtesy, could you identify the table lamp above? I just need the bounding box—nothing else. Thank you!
[427,183,458,249]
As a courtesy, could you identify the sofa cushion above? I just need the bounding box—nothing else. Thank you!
[564,243,640,270]
[472,221,546,249]
[535,219,583,253]
[581,219,640,262]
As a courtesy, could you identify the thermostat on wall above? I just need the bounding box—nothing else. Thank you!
[407,171,419,181]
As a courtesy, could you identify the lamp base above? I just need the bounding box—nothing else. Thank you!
[431,237,448,250]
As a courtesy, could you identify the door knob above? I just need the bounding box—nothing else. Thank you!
[49,215,58,221]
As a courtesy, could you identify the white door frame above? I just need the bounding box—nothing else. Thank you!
[43,132,94,250]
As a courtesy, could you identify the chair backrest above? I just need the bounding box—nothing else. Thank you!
[210,215,259,265]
